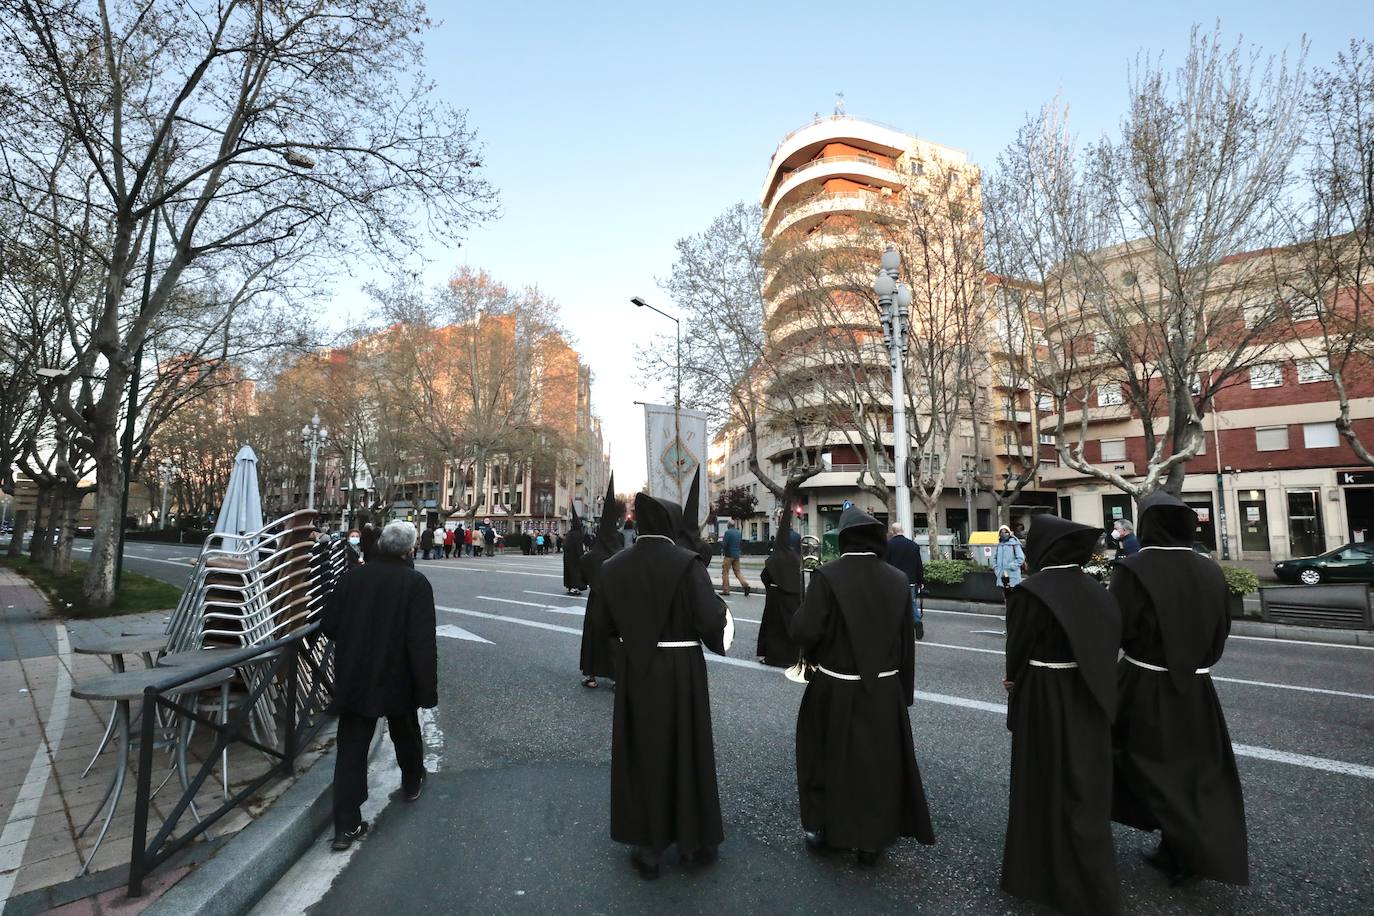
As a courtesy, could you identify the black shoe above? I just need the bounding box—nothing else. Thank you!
[630,847,661,880]
[330,821,368,851]
[403,771,426,802]
[687,846,718,866]
[743,583,752,597]
[855,849,880,867]
[803,829,827,851]
[1141,846,1191,885]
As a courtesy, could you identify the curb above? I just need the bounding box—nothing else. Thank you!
[143,749,337,916]
[921,598,1373,645]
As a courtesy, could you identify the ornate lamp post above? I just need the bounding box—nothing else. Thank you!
[301,412,327,512]
[158,459,178,530]
[874,247,914,536]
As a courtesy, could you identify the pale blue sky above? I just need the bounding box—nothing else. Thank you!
[329,1,1365,489]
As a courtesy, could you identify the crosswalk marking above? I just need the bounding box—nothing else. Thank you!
[436,624,492,644]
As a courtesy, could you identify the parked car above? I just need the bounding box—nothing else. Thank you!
[1274,542,1374,585]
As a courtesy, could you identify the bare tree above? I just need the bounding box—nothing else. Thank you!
[0,0,495,605]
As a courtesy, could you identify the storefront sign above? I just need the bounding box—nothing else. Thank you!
[1195,508,1211,523]
[1246,506,1260,522]
[1338,470,1374,486]
[1110,505,1123,519]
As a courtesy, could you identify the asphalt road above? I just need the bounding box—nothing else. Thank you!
[100,543,1374,914]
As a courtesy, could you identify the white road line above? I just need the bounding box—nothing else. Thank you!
[72,546,194,568]
[421,564,562,580]
[923,607,1008,621]
[1229,634,1374,651]
[1211,676,1374,700]
[476,596,585,617]
[435,605,1374,782]
[436,624,492,644]
[525,590,587,601]
[0,627,73,908]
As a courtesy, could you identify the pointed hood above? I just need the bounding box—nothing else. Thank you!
[569,502,583,533]
[634,491,683,539]
[593,473,621,553]
[1117,489,1228,693]
[675,468,712,562]
[1016,515,1120,719]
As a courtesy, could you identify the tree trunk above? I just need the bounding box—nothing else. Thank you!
[29,485,51,566]
[8,510,28,557]
[83,436,124,608]
[50,483,80,577]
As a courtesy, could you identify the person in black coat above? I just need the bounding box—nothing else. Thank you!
[757,513,802,667]
[578,475,621,688]
[589,491,731,879]
[882,522,926,639]
[790,507,935,865]
[1002,515,1122,915]
[563,506,588,595]
[1110,491,1248,887]
[322,520,438,850]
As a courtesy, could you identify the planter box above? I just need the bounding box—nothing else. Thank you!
[924,569,1006,604]
[1227,593,1251,619]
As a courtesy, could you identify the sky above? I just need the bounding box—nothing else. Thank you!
[325,0,1366,491]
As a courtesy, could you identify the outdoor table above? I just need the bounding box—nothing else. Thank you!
[70,667,234,874]
[70,632,171,778]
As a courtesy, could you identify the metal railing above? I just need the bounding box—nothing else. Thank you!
[126,621,334,897]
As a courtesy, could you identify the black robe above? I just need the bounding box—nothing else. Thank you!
[578,540,618,680]
[1110,491,1248,885]
[757,548,802,667]
[1002,515,1121,916]
[789,511,934,852]
[563,528,587,590]
[594,494,728,856]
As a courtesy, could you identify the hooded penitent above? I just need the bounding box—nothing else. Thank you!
[563,503,588,590]
[675,468,713,565]
[590,490,729,858]
[1109,489,1248,886]
[757,508,803,667]
[788,506,935,852]
[1002,514,1122,915]
[579,474,622,681]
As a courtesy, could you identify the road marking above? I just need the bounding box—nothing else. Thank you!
[525,590,587,601]
[0,627,72,908]
[436,605,1374,782]
[1228,634,1374,652]
[436,624,492,644]
[476,596,585,617]
[923,607,1008,621]
[72,546,195,568]
[1210,676,1374,700]
[422,565,563,580]
[919,640,1004,656]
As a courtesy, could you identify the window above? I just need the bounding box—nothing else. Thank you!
[1189,373,1203,395]
[1039,458,1058,470]
[1100,438,1126,462]
[1039,433,1056,445]
[1097,384,1124,407]
[1249,363,1283,389]
[1093,331,1113,353]
[1036,393,1054,412]
[1297,357,1332,384]
[909,161,924,176]
[1303,422,1339,449]
[1287,299,1320,323]
[1255,426,1289,452]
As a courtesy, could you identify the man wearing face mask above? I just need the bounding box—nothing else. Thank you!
[344,528,364,568]
[1111,519,1141,556]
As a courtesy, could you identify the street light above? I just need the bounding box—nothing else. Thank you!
[874,247,914,537]
[631,296,683,505]
[301,412,327,513]
[158,459,178,530]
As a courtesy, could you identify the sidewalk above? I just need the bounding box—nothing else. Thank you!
[0,568,333,915]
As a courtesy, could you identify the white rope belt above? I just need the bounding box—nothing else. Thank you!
[1028,660,1078,669]
[817,665,898,681]
[1125,654,1210,674]
[656,640,700,649]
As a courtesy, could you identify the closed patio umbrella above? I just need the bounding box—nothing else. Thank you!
[214,445,264,536]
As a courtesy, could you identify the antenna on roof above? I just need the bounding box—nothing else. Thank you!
[834,91,845,117]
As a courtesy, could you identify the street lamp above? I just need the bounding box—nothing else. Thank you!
[158,459,178,530]
[301,412,327,513]
[874,247,914,537]
[631,296,683,505]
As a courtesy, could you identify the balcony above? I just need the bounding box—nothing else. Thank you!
[765,156,903,219]
[766,191,888,238]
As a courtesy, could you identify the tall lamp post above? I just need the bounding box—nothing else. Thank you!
[158,459,178,530]
[874,247,914,537]
[301,412,327,513]
[631,296,683,504]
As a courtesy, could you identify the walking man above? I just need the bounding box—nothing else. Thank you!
[719,520,752,597]
[322,521,437,850]
[882,522,926,640]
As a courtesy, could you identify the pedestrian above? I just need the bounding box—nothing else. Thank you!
[992,524,1026,589]
[343,528,364,569]
[483,523,495,556]
[882,522,926,640]
[473,523,483,558]
[719,520,752,597]
[621,517,636,548]
[418,524,434,561]
[789,507,935,865]
[580,476,621,688]
[556,533,564,553]
[321,521,437,851]
[587,492,732,879]
[359,523,380,563]
[564,507,589,596]
[536,532,545,555]
[1111,519,1142,556]
[756,517,802,667]
[464,524,473,557]
[1002,515,1122,915]
[1110,491,1248,887]
[520,526,532,556]
[442,526,453,558]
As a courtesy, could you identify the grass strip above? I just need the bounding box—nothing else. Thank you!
[0,554,181,619]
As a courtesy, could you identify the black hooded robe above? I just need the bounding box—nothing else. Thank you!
[757,540,803,667]
[789,507,935,853]
[563,509,588,592]
[579,476,621,681]
[1002,516,1122,916]
[1110,491,1248,885]
[594,493,729,856]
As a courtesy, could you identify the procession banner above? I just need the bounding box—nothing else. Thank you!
[642,403,708,517]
